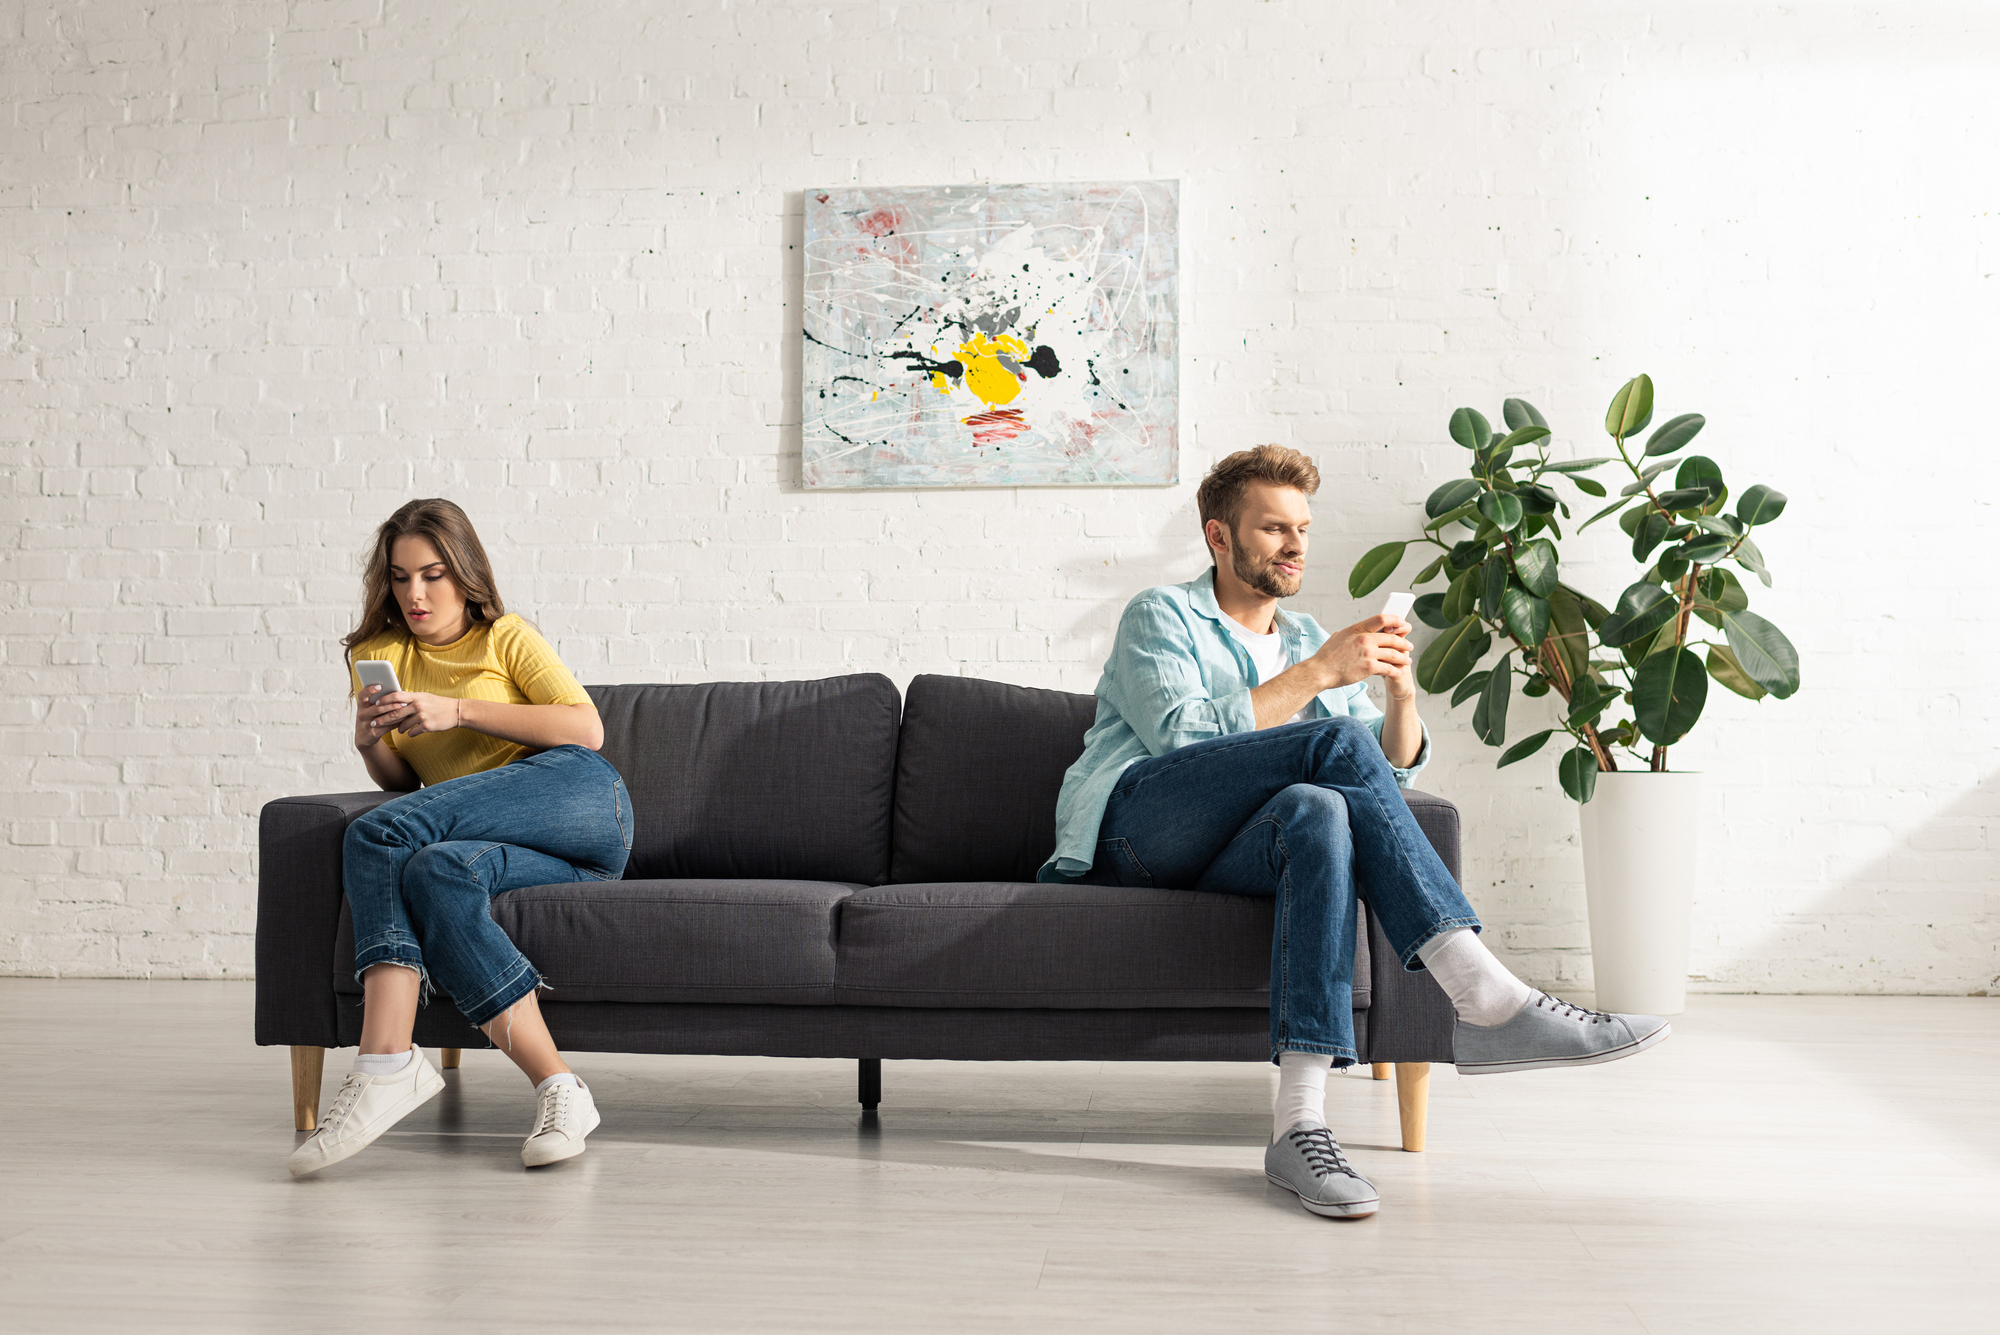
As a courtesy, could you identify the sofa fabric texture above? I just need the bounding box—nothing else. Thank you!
[260,674,1459,1071]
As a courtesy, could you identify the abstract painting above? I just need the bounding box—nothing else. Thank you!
[802,180,1179,488]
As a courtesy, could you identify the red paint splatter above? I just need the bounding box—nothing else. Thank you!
[857,207,901,237]
[815,192,829,204]
[963,408,1030,447]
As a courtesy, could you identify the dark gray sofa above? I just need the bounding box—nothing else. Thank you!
[256,673,1459,1149]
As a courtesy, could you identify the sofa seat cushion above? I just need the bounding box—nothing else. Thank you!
[831,881,1371,1010]
[333,879,860,1006]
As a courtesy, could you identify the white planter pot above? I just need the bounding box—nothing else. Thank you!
[1578,770,1700,1016]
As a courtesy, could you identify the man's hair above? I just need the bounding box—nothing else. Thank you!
[1196,446,1322,556]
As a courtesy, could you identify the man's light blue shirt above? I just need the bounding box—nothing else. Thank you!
[1037,568,1432,882]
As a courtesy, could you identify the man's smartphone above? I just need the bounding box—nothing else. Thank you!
[354,660,402,700]
[1378,592,1416,623]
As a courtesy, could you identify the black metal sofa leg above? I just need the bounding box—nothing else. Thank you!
[858,1058,881,1111]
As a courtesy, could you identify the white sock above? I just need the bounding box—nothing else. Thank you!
[1274,1051,1332,1140]
[536,1072,581,1095]
[1416,927,1534,1026]
[353,1049,414,1077]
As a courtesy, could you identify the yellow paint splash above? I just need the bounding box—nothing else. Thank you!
[955,332,1030,407]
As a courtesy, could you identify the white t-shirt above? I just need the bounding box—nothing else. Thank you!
[1223,614,1311,724]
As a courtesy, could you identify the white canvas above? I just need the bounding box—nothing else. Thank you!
[802,180,1179,488]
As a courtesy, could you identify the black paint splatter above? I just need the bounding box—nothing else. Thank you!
[1026,345,1061,378]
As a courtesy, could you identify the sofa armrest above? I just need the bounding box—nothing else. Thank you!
[254,791,400,1047]
[1363,790,1462,1063]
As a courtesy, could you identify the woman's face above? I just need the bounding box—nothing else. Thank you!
[388,534,470,645]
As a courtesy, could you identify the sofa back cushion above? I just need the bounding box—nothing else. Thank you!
[588,675,900,885]
[890,674,1098,884]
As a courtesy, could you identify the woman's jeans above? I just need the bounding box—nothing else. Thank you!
[343,745,633,1027]
[1082,715,1478,1065]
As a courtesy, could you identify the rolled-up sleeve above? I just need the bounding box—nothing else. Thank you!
[1107,595,1257,757]
[1336,685,1432,788]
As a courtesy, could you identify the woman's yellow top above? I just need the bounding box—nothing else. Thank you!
[348,613,592,787]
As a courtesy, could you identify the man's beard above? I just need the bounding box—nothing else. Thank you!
[1233,544,1303,599]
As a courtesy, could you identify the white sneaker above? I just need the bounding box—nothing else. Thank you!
[287,1046,446,1178]
[521,1078,600,1168]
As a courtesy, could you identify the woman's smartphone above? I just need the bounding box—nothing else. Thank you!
[355,660,402,699]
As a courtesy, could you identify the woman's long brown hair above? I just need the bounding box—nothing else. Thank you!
[342,498,507,677]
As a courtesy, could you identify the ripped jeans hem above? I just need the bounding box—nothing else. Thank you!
[352,950,435,1008]
[455,958,544,1029]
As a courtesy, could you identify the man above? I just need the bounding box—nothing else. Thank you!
[1039,445,1670,1220]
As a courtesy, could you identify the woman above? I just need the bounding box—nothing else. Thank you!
[288,498,632,1177]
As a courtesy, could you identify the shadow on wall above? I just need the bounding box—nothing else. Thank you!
[1703,772,1999,997]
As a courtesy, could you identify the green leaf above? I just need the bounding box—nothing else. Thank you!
[1496,425,1551,452]
[1497,728,1556,767]
[1412,592,1451,629]
[1425,500,1479,533]
[1481,445,1516,473]
[1443,564,1482,621]
[1448,539,1488,570]
[1736,484,1789,526]
[1451,668,1493,708]
[1503,398,1548,431]
[1694,514,1745,538]
[1622,619,1681,669]
[1425,478,1482,518]
[1512,538,1558,598]
[1545,585,1593,690]
[1605,374,1655,439]
[1718,607,1799,699]
[1415,615,1492,694]
[1579,497,1633,531]
[1643,412,1706,457]
[1674,454,1724,501]
[1521,676,1550,698]
[1501,586,1550,647]
[1560,745,1600,803]
[1477,490,1524,531]
[1516,482,1558,516]
[1634,646,1708,745]
[1349,541,1407,597]
[1734,535,1773,587]
[1481,558,1508,621]
[1656,547,1690,583]
[1631,510,1672,562]
[1700,567,1749,612]
[1678,535,1733,564]
[1449,407,1493,451]
[1414,555,1446,585]
[1566,676,1615,727]
[1655,487,1714,514]
[1537,457,1615,474]
[1572,475,1607,497]
[1706,643,1768,700]
[1473,651,1512,745]
[1621,461,1673,496]
[1598,581,1677,647]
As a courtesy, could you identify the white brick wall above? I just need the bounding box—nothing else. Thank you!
[3,1,1995,994]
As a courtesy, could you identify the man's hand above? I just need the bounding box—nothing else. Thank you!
[1309,614,1414,694]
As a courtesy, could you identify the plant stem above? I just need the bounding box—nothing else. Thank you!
[1650,744,1668,773]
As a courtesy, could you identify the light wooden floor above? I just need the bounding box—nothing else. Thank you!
[0,982,1994,1332]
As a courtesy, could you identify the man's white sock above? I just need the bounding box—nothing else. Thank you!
[536,1072,581,1095]
[1274,1051,1332,1140]
[1415,927,1533,1026]
[354,1049,414,1077]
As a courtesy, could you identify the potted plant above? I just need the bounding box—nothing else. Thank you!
[1349,375,1798,1013]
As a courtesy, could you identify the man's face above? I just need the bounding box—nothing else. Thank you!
[1210,482,1312,599]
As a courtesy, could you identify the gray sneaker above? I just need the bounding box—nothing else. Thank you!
[1264,1123,1379,1219]
[1454,992,1671,1076]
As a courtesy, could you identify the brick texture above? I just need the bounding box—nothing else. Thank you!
[2,1,1995,994]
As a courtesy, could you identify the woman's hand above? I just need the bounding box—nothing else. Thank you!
[353,684,404,751]
[354,687,459,749]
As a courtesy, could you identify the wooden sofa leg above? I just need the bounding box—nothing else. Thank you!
[1394,1061,1430,1152]
[1371,1062,1391,1081]
[858,1058,881,1111]
[440,1048,462,1069]
[291,1045,325,1132]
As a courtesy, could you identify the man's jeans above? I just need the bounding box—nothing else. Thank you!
[1082,715,1478,1065]
[343,745,633,1026]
